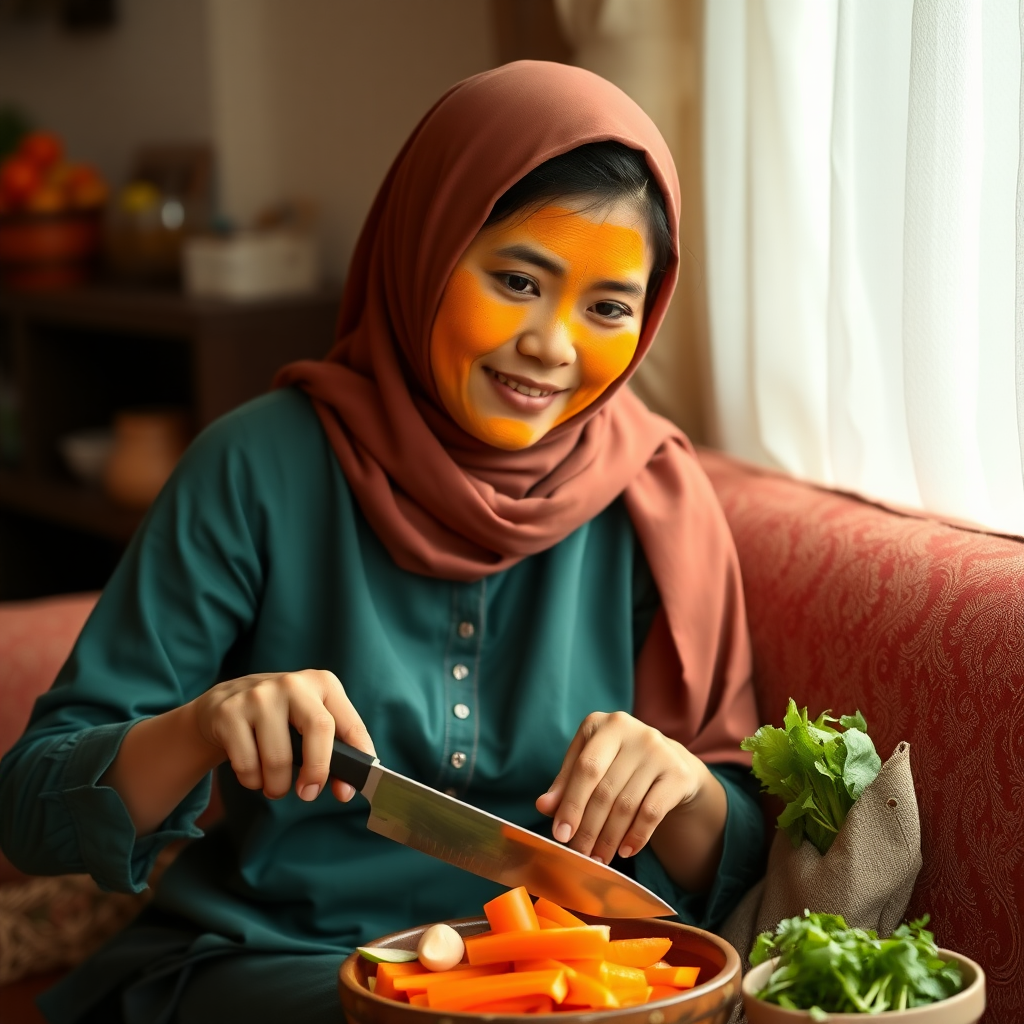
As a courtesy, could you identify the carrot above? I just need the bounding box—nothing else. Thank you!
[616,985,654,1007]
[601,962,647,992]
[470,994,555,1014]
[536,916,562,930]
[484,885,540,933]
[532,897,585,928]
[393,963,508,994]
[465,926,609,966]
[648,984,682,1002]
[408,993,429,1006]
[644,962,700,988]
[606,937,673,968]
[374,961,428,1001]
[561,971,620,1009]
[426,969,568,1011]
[514,958,576,975]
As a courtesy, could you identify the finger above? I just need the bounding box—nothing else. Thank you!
[617,775,682,859]
[551,722,621,847]
[250,688,294,799]
[536,715,601,820]
[319,671,375,802]
[288,687,337,802]
[590,764,661,863]
[569,755,640,861]
[217,713,263,791]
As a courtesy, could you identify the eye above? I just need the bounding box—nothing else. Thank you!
[496,273,539,296]
[591,300,632,321]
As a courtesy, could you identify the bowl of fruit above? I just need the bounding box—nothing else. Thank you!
[0,130,108,290]
[339,887,741,1024]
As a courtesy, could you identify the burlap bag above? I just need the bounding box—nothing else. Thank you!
[719,741,922,1023]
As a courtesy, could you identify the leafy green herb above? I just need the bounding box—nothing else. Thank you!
[741,699,882,854]
[750,911,963,1016]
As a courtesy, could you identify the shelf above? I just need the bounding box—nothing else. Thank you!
[0,468,143,543]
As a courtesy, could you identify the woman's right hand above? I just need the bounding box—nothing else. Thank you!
[192,669,375,804]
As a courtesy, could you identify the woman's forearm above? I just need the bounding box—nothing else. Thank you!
[647,765,728,893]
[100,702,225,837]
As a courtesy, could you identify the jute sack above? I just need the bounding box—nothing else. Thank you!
[718,741,922,1023]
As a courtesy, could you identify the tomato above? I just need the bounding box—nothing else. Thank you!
[19,131,64,171]
[0,156,42,208]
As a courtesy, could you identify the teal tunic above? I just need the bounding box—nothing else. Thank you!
[0,389,764,1024]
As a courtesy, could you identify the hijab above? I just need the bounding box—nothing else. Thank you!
[275,61,757,763]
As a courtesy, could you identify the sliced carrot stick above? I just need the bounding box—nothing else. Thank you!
[469,994,555,1014]
[561,971,620,1009]
[393,963,508,994]
[426,969,568,1011]
[607,937,673,968]
[408,993,429,1006]
[536,916,562,930]
[644,963,700,988]
[484,886,540,933]
[601,962,647,992]
[374,961,428,1001]
[616,985,654,1007]
[465,926,609,966]
[532,897,585,928]
[514,958,576,976]
[648,985,682,1002]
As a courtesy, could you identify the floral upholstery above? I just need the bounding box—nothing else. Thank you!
[699,449,1024,1024]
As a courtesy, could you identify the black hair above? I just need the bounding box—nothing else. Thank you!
[484,141,673,305]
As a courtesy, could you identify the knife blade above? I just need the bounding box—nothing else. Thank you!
[290,728,674,918]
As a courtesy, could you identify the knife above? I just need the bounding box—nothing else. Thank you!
[290,728,674,918]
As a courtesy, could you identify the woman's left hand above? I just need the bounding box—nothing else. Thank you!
[535,711,712,865]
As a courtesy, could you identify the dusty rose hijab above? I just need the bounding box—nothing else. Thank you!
[276,61,756,763]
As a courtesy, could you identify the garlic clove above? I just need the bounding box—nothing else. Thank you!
[416,922,465,972]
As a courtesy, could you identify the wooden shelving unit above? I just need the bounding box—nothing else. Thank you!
[0,284,340,598]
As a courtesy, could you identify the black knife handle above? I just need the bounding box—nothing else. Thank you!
[289,725,378,792]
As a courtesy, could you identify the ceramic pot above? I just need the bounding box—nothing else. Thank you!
[741,951,985,1023]
[339,915,741,1024]
[103,409,189,508]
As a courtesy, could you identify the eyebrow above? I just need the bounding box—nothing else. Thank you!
[493,244,646,299]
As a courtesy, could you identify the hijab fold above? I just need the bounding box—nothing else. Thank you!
[276,61,757,763]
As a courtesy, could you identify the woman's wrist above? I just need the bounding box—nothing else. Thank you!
[647,754,727,893]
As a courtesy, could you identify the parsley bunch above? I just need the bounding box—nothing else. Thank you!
[741,699,882,855]
[750,912,963,1018]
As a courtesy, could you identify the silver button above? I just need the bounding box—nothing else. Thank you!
[458,621,475,639]
[445,787,458,797]
[452,663,469,680]
[453,703,470,720]
[450,751,467,769]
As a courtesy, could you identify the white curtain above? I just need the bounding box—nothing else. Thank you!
[703,0,1024,535]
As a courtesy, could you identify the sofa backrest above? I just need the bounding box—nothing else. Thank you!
[700,449,1024,1024]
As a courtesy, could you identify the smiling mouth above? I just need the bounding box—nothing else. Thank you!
[486,368,563,398]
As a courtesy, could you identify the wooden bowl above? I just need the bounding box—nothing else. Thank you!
[339,915,741,1024]
[741,950,986,1023]
[0,210,103,289]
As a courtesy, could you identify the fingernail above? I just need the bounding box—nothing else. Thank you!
[619,845,633,858]
[300,783,320,801]
[554,822,572,843]
[339,782,355,802]
[592,854,604,864]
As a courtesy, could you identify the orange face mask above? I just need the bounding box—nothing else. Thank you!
[429,203,650,449]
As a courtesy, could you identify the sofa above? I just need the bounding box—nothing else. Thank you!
[1,452,1022,1023]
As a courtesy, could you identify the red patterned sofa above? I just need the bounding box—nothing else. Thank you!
[2,453,1022,1022]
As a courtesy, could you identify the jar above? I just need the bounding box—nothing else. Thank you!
[103,409,190,508]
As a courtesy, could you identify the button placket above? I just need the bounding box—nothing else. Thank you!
[441,580,484,795]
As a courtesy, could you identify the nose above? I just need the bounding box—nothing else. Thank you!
[516,308,576,367]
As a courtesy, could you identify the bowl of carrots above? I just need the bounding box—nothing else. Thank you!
[338,887,741,1023]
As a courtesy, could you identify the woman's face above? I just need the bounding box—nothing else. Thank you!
[429,199,654,449]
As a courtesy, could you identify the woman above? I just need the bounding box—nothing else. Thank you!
[0,61,764,1023]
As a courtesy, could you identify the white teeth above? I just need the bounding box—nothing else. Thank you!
[493,371,551,397]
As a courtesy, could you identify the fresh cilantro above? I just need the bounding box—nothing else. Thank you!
[741,699,882,855]
[750,911,963,1014]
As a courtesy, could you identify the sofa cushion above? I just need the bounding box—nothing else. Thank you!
[699,449,1024,1024]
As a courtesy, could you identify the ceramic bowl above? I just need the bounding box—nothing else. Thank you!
[741,950,986,1023]
[339,915,741,1024]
